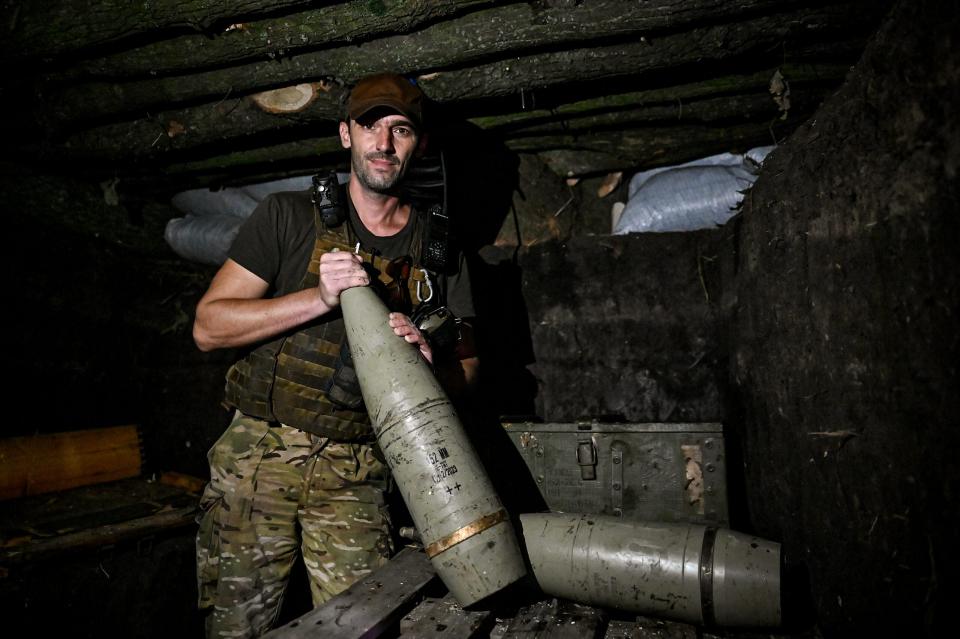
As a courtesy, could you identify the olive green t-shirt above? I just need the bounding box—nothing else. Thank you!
[228,189,474,318]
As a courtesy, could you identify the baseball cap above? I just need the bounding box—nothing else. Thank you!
[347,73,424,129]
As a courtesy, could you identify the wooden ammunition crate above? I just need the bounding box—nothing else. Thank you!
[502,422,728,526]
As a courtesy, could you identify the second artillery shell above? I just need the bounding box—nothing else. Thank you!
[520,512,781,627]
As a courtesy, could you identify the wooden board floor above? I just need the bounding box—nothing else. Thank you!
[265,547,821,639]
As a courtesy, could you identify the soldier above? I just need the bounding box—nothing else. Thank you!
[192,73,478,638]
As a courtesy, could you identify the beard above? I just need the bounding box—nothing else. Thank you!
[352,149,406,193]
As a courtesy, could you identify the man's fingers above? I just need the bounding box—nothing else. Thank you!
[388,313,422,340]
[393,323,417,337]
[319,260,365,277]
[319,252,369,296]
[316,253,369,307]
[386,313,433,364]
[388,315,412,330]
[340,274,370,288]
[319,254,364,278]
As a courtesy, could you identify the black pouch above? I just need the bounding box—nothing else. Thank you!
[324,337,365,410]
[411,305,461,353]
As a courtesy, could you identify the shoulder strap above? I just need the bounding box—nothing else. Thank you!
[403,151,454,275]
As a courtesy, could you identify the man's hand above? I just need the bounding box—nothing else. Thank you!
[389,313,433,364]
[318,251,370,307]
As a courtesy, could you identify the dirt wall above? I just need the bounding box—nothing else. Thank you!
[730,0,958,633]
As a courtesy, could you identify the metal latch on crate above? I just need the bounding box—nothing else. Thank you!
[576,438,597,480]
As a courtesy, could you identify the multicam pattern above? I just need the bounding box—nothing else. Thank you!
[197,412,392,638]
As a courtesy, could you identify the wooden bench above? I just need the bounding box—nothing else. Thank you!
[0,425,201,565]
[0,475,199,566]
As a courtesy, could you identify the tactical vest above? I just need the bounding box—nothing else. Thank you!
[223,207,437,440]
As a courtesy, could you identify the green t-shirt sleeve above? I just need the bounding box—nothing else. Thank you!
[227,196,284,286]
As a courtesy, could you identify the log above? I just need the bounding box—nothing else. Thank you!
[468,64,850,133]
[523,116,808,177]
[416,9,871,102]
[67,0,800,79]
[65,104,796,182]
[0,426,142,500]
[71,105,803,190]
[2,0,321,62]
[130,114,801,194]
[60,89,347,162]
[158,112,803,182]
[476,89,826,138]
[57,98,805,191]
[44,1,879,127]
[58,62,847,163]
[161,138,345,176]
[73,0,495,78]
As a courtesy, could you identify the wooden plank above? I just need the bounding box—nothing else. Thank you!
[400,597,446,634]
[603,621,638,639]
[0,504,196,565]
[501,600,556,637]
[264,546,439,639]
[503,599,607,639]
[602,619,702,639]
[400,593,493,638]
[0,478,200,564]
[489,616,512,639]
[0,426,142,500]
[625,617,698,639]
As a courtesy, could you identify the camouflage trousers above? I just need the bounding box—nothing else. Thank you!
[196,411,393,639]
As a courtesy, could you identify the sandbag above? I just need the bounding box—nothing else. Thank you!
[615,147,775,233]
[164,214,244,266]
[164,175,332,265]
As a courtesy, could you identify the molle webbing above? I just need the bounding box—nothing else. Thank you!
[223,215,433,440]
[224,339,283,418]
[224,315,371,439]
[271,320,369,438]
[305,229,432,305]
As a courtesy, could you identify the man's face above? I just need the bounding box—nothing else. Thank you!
[339,109,421,194]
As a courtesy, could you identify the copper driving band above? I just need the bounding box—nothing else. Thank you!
[424,510,508,558]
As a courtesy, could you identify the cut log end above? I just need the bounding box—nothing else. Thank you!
[250,83,322,114]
